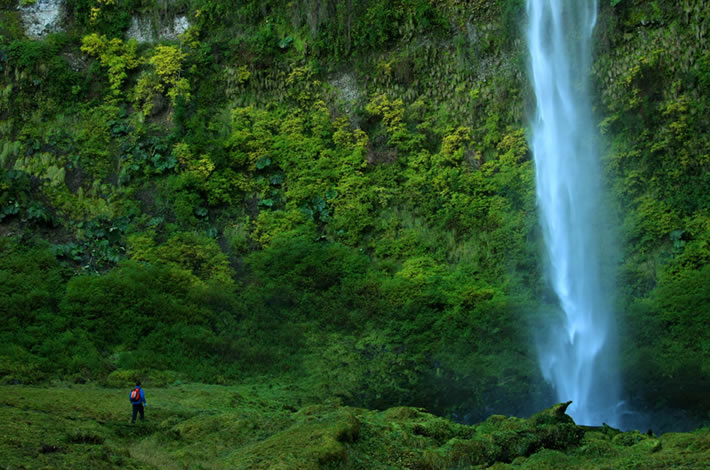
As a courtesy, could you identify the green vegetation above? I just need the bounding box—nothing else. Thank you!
[593,0,710,415]
[3,385,710,469]
[0,0,542,420]
[1,0,710,465]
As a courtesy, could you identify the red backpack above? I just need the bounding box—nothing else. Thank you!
[130,387,141,402]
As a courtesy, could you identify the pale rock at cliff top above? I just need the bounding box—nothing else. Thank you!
[126,15,190,43]
[20,0,64,39]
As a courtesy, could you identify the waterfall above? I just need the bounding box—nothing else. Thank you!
[525,0,621,426]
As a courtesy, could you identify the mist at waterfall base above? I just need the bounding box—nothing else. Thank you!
[525,0,623,427]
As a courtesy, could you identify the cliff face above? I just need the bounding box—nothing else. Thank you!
[0,0,709,428]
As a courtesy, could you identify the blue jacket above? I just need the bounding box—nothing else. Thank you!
[130,387,146,405]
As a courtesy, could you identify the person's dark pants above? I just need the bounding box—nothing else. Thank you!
[132,404,144,423]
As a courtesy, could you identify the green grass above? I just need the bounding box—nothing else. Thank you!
[0,381,309,469]
[2,384,710,469]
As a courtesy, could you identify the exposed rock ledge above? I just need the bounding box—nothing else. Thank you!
[20,0,65,39]
[126,15,190,43]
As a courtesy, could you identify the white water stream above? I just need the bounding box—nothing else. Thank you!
[526,0,620,426]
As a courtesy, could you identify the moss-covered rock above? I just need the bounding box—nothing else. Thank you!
[472,402,584,463]
[223,405,359,469]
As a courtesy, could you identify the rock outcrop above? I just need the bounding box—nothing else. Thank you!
[126,15,190,43]
[20,0,64,39]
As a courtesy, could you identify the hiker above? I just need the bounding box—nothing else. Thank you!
[129,381,147,423]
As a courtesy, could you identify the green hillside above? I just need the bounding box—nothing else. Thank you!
[1,1,710,466]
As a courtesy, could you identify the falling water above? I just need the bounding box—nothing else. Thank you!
[526,0,620,426]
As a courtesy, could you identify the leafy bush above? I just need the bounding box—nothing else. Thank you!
[81,34,140,99]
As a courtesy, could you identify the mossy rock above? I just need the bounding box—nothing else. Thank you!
[632,438,662,453]
[475,402,584,462]
[382,406,424,420]
[612,430,647,447]
[441,436,499,466]
[223,405,360,469]
[578,433,620,458]
[517,448,574,468]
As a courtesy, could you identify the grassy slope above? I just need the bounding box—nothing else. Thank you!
[2,384,709,469]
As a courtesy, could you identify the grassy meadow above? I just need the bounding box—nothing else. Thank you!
[2,382,710,469]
